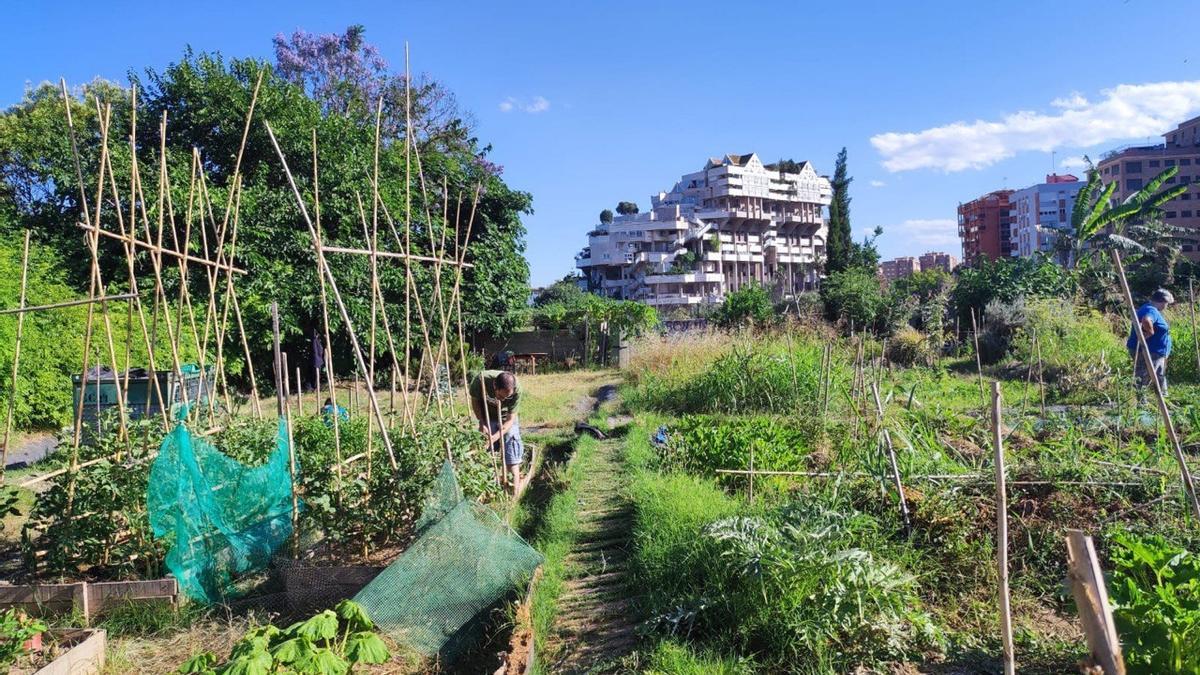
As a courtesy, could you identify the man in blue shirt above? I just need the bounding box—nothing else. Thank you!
[1127,288,1175,397]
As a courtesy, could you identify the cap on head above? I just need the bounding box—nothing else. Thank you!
[1152,288,1175,304]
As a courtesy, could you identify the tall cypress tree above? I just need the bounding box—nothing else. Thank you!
[824,147,853,274]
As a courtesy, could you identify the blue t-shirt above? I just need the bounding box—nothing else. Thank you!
[1127,303,1171,356]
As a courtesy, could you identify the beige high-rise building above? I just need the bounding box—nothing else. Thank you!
[1097,116,1200,256]
[576,153,832,311]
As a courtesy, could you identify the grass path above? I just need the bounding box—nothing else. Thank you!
[545,428,639,673]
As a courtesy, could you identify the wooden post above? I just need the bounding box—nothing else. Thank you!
[295,366,302,416]
[1190,278,1200,379]
[282,352,299,558]
[1065,530,1126,674]
[271,302,283,418]
[1113,250,1200,521]
[971,308,987,412]
[991,381,1015,675]
[748,442,755,505]
[2,231,32,477]
[871,382,911,535]
[1035,331,1047,418]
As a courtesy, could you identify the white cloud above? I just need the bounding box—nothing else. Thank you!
[870,81,1200,173]
[499,95,551,114]
[886,219,959,248]
[1060,155,1090,170]
[869,179,887,188]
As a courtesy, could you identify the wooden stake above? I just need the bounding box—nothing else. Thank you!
[871,382,911,535]
[1065,530,1126,675]
[991,381,1015,675]
[282,352,299,558]
[272,303,283,417]
[310,130,343,499]
[2,231,32,477]
[266,121,398,469]
[1113,250,1200,520]
[970,308,987,412]
[1190,278,1200,379]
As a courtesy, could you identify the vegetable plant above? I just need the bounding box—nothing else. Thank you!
[177,600,389,674]
[0,609,46,668]
[1108,532,1200,674]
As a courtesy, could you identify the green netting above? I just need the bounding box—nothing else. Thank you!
[147,417,297,604]
[354,461,543,658]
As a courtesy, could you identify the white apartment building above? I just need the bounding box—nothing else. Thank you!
[1010,173,1083,263]
[575,153,832,311]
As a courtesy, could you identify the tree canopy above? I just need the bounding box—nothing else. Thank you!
[0,28,532,387]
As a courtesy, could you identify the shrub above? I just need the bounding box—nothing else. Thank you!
[712,283,773,328]
[1010,298,1123,398]
[821,267,884,332]
[886,326,934,367]
[977,297,1027,364]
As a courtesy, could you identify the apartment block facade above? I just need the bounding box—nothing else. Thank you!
[1097,116,1200,255]
[918,251,959,273]
[879,256,920,282]
[1010,173,1083,263]
[958,190,1014,266]
[576,153,832,311]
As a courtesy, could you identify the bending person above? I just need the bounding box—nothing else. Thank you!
[469,369,523,495]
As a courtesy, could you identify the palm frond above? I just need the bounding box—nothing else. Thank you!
[1079,181,1119,239]
[1122,166,1179,206]
[1071,168,1101,230]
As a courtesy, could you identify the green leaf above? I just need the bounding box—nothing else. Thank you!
[217,650,273,675]
[295,610,339,642]
[344,631,389,664]
[178,652,217,674]
[270,637,314,664]
[294,647,349,675]
[334,600,374,632]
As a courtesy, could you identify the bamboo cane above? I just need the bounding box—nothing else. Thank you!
[282,352,300,558]
[991,381,1016,675]
[311,130,343,500]
[1190,278,1200,378]
[272,303,283,417]
[0,294,139,316]
[871,382,911,535]
[1,231,32,478]
[970,308,986,412]
[265,121,398,469]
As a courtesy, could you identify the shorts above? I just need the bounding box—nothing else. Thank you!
[489,419,524,466]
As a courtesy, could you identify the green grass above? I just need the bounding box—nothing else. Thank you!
[526,433,599,672]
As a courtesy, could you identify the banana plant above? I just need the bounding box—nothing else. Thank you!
[1065,161,1188,270]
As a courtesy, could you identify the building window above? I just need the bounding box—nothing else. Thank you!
[1150,160,1161,167]
[1167,159,1177,167]
[1167,211,1178,218]
[1126,161,1143,174]
[1186,244,1195,253]
[1183,176,1193,184]
[1184,159,1194,166]
[1184,193,1192,200]
[1111,165,1120,175]
[1184,211,1194,218]
[1127,179,1143,191]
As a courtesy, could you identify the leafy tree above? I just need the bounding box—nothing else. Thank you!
[824,147,853,274]
[821,267,884,331]
[713,283,774,328]
[616,201,639,216]
[599,209,613,224]
[0,31,532,395]
[532,274,585,307]
[951,256,1072,325]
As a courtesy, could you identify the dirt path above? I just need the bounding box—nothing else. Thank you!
[548,430,638,673]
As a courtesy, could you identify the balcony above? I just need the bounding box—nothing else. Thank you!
[643,271,725,285]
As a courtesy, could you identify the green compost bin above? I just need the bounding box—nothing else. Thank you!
[73,364,214,432]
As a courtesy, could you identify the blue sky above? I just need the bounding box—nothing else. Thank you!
[3,1,1200,285]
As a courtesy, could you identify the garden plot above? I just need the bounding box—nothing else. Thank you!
[618,325,1200,673]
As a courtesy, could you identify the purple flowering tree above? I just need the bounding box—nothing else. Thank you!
[272,24,481,162]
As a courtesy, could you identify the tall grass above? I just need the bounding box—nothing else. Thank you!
[627,338,839,416]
